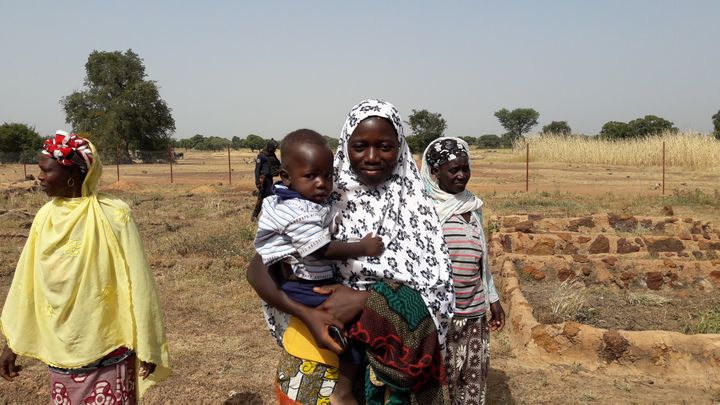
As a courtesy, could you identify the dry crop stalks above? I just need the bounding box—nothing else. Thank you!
[510,131,720,170]
[549,280,588,320]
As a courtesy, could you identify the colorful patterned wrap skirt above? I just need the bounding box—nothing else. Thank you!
[275,352,338,404]
[445,316,490,405]
[274,281,449,404]
[48,352,136,405]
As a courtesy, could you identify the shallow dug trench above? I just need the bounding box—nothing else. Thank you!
[489,213,720,384]
[492,213,720,335]
[515,258,720,333]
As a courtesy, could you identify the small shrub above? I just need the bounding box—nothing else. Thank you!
[485,218,501,237]
[685,307,720,334]
[667,188,720,207]
[575,307,597,323]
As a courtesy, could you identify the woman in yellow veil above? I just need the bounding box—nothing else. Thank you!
[0,131,170,404]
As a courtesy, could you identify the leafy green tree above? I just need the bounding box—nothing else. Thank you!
[476,134,502,149]
[404,135,424,154]
[628,115,676,137]
[599,121,634,140]
[713,110,720,140]
[599,115,676,140]
[405,109,447,153]
[244,134,266,152]
[174,138,193,149]
[500,133,516,148]
[0,122,43,162]
[494,108,540,142]
[231,136,244,149]
[61,49,175,159]
[323,136,340,150]
[542,121,572,136]
[187,134,207,149]
[203,136,231,150]
[459,136,476,146]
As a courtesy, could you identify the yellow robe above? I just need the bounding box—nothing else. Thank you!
[0,148,170,397]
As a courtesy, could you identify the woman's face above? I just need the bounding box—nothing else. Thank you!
[37,155,75,197]
[347,117,400,187]
[433,155,471,194]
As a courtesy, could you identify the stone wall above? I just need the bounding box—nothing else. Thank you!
[490,213,720,384]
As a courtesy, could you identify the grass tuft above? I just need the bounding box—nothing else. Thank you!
[549,281,588,320]
[666,188,720,207]
[625,292,672,307]
[685,307,720,334]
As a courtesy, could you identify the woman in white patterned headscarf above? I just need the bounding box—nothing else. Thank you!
[247,100,454,403]
[421,137,505,405]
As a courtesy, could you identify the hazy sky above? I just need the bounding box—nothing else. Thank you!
[2,1,719,140]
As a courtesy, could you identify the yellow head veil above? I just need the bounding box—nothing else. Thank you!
[1,140,170,396]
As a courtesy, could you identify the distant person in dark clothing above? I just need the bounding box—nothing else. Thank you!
[252,139,281,220]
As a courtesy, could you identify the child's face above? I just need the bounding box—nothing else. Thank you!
[281,144,334,204]
[432,155,470,194]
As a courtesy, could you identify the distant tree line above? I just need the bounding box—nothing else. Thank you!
[173,134,272,152]
[598,115,677,140]
[405,106,720,151]
[172,133,339,152]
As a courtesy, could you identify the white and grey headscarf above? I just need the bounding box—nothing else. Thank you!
[421,137,500,311]
[420,137,483,224]
[329,99,454,344]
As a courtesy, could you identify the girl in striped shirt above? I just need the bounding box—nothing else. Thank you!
[421,137,505,405]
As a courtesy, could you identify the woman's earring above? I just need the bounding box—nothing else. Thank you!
[67,178,75,188]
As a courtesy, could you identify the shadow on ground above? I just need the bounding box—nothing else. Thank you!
[487,367,515,404]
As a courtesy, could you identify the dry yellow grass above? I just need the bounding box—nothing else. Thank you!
[509,132,720,170]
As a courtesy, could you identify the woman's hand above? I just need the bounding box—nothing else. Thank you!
[139,361,156,379]
[0,344,20,381]
[489,301,506,332]
[297,307,345,355]
[314,284,369,325]
[245,254,346,354]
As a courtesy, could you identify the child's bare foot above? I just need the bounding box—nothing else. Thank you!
[333,358,359,404]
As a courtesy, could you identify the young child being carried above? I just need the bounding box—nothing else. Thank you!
[254,129,382,404]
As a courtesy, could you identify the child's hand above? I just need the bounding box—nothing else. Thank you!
[360,233,385,257]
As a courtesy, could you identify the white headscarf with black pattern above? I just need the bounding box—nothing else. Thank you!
[330,99,454,344]
[420,137,484,224]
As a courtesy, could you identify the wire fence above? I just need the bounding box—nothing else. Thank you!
[2,145,719,197]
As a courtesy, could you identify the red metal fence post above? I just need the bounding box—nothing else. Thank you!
[227,146,232,185]
[168,147,174,184]
[115,145,120,182]
[662,141,665,196]
[525,143,529,192]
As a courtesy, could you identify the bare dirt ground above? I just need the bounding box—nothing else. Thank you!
[1,149,719,404]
